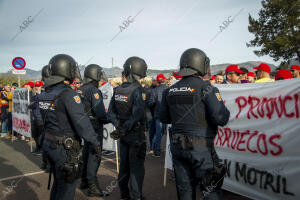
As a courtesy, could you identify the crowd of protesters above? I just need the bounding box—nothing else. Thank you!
[0,63,299,159]
[140,63,300,158]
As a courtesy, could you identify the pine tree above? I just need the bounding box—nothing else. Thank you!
[247,0,300,62]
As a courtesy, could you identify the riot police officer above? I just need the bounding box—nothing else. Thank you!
[159,48,230,200]
[78,64,108,197]
[107,57,147,200]
[39,54,102,200]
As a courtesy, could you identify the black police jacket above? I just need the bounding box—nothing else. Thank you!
[107,82,145,131]
[159,76,230,138]
[78,82,107,126]
[38,82,100,146]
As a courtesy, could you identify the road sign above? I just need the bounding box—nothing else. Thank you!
[12,69,26,75]
[12,57,26,70]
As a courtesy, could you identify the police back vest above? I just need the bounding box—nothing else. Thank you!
[38,84,75,137]
[114,82,140,121]
[167,76,215,137]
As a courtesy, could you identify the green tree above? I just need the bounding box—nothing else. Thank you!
[247,0,300,62]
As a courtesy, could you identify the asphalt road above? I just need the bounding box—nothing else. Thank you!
[0,137,252,200]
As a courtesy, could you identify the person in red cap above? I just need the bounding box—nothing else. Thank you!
[225,65,243,84]
[247,72,256,83]
[253,63,274,83]
[34,81,44,94]
[209,75,216,84]
[291,65,300,78]
[275,70,293,80]
[173,72,182,80]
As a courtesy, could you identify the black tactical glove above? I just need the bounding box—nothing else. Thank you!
[110,127,127,140]
[110,129,121,140]
[93,145,102,161]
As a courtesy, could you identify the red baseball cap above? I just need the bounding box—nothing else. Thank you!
[21,84,25,88]
[156,74,167,82]
[27,82,35,88]
[248,72,255,77]
[291,65,300,71]
[35,81,44,87]
[173,72,182,79]
[101,81,107,86]
[210,75,215,80]
[253,63,271,73]
[225,65,244,74]
[275,70,293,80]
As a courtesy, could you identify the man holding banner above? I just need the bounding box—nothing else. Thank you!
[160,48,230,200]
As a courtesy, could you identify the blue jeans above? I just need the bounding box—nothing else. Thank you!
[1,118,7,133]
[148,119,156,150]
[152,119,163,154]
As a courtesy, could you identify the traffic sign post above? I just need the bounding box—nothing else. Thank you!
[12,57,26,87]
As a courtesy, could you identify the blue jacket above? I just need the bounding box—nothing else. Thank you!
[148,83,168,119]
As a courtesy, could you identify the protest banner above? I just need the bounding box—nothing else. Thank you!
[12,88,31,138]
[100,83,116,151]
[164,79,300,200]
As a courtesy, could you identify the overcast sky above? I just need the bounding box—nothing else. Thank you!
[0,0,280,72]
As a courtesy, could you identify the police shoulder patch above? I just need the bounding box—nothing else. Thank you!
[74,95,81,104]
[215,93,222,101]
[94,93,100,99]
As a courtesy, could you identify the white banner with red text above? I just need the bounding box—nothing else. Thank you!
[12,88,31,138]
[164,78,300,200]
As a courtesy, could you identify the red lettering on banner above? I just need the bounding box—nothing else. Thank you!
[215,129,224,146]
[257,134,268,156]
[222,128,232,148]
[247,96,260,119]
[13,117,30,133]
[237,130,250,151]
[234,95,300,119]
[269,135,283,156]
[235,96,247,118]
[215,128,283,157]
[246,131,258,153]
[231,130,240,149]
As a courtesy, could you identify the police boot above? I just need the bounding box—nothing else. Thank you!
[87,182,109,197]
[80,179,89,190]
[120,192,131,200]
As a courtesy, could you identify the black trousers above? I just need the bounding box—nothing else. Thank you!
[32,120,43,150]
[171,138,223,200]
[43,140,77,200]
[81,127,103,184]
[118,130,146,200]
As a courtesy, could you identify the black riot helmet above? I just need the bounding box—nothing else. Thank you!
[41,65,50,82]
[123,57,147,81]
[177,48,210,77]
[84,64,104,82]
[48,54,78,81]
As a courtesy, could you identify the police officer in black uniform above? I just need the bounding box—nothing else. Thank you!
[107,57,147,200]
[78,64,108,197]
[39,54,102,200]
[159,48,230,200]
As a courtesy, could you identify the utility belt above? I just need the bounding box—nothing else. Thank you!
[44,132,79,150]
[45,132,82,184]
[170,133,213,150]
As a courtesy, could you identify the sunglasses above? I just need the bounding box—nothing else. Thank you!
[74,82,82,84]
